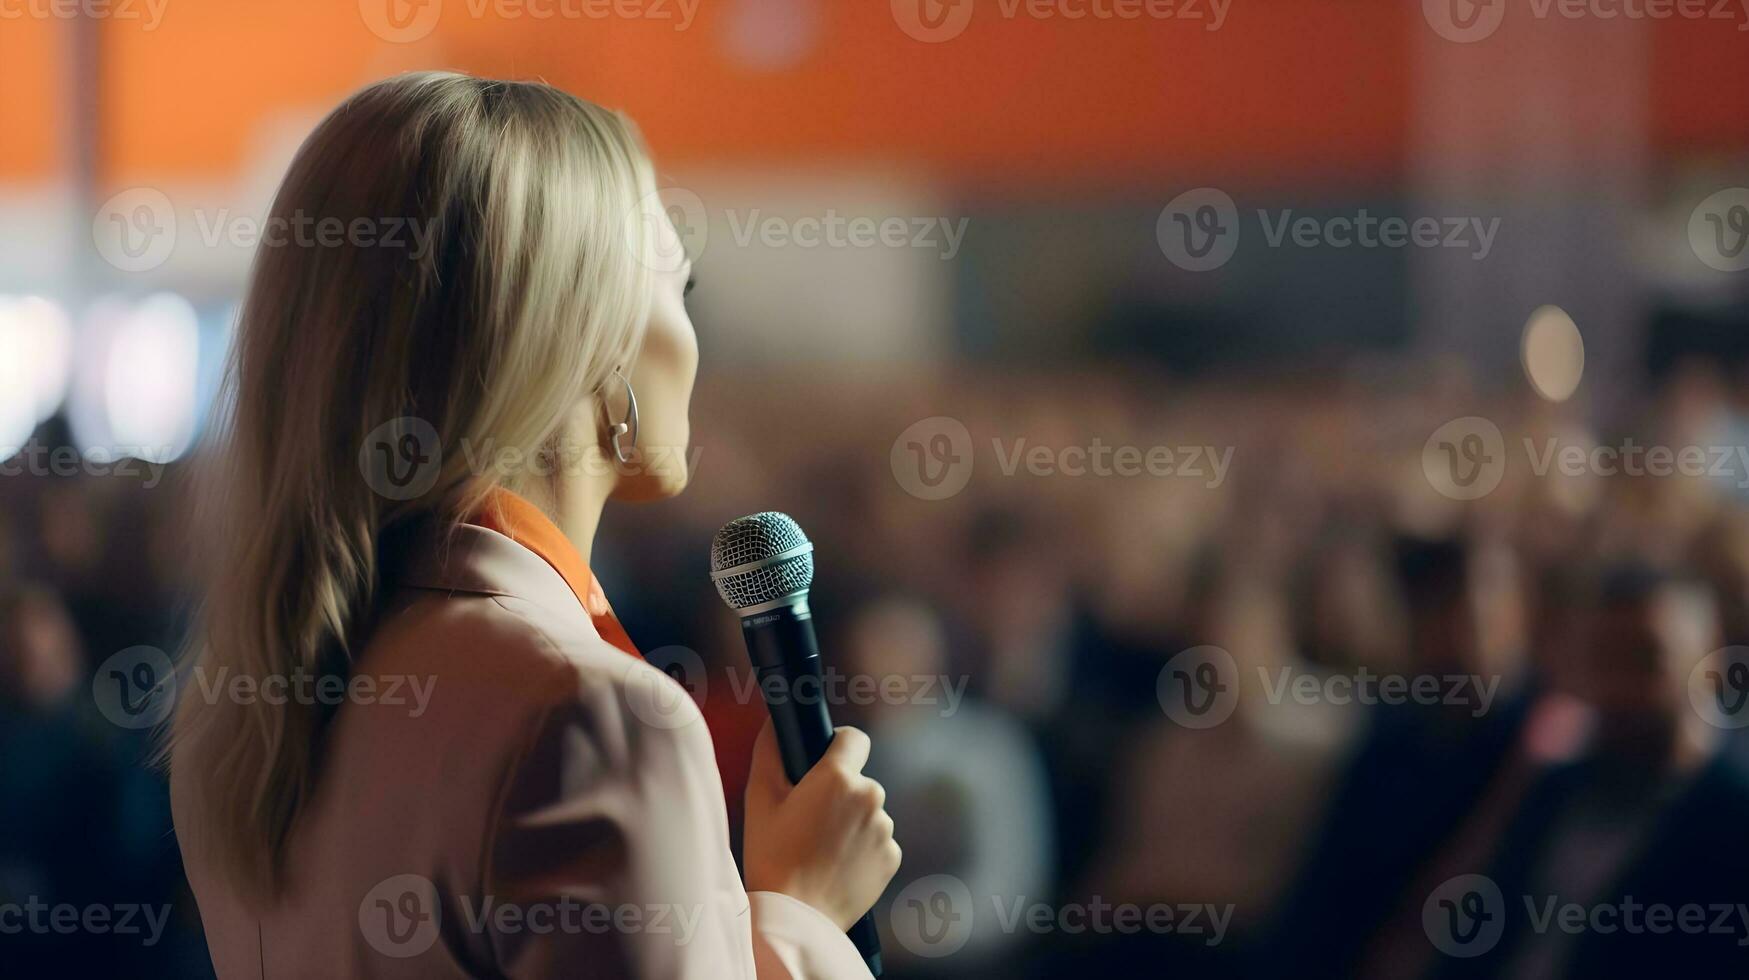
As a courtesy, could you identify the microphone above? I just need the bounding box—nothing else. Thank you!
[711,512,883,977]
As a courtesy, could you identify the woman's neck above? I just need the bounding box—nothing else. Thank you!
[522,469,614,569]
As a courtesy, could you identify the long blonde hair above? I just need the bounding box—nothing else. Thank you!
[167,72,660,898]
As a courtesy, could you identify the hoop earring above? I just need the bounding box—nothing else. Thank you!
[606,369,639,465]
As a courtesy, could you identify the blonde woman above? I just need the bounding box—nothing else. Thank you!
[168,73,899,979]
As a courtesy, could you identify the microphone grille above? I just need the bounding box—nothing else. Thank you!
[710,512,814,610]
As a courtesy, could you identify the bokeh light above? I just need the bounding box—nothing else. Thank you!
[1520,304,1585,403]
[0,295,73,455]
[69,293,202,464]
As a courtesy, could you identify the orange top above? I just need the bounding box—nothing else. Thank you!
[470,488,641,660]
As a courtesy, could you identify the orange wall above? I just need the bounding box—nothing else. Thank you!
[0,18,61,179]
[1,3,1739,186]
[94,0,1413,187]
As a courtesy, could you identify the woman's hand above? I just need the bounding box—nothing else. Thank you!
[743,720,902,931]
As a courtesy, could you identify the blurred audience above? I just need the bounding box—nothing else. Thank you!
[6,355,1749,977]
[838,596,1054,977]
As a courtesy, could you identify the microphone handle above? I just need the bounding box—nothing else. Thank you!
[742,608,884,977]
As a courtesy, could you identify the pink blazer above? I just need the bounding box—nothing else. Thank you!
[172,518,871,979]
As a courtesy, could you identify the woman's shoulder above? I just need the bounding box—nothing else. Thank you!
[362,586,705,741]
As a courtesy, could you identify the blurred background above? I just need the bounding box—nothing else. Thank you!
[4,1,1749,976]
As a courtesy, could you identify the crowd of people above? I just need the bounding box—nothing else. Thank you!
[4,354,1749,977]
